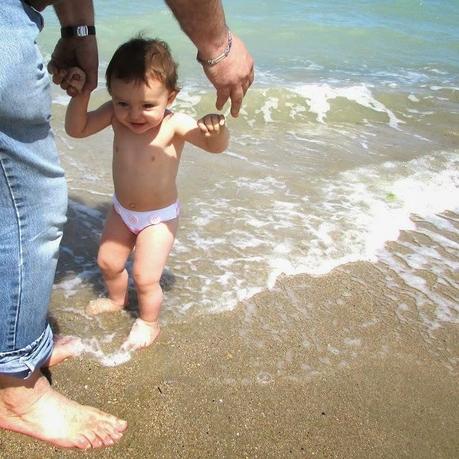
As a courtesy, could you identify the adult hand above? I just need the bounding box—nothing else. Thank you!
[203,33,254,118]
[24,0,54,11]
[47,36,98,96]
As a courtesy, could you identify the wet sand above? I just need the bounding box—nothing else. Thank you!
[1,260,458,458]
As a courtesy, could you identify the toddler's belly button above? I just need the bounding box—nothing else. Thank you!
[128,203,136,209]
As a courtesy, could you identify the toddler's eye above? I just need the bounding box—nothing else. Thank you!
[143,104,155,109]
[117,101,128,108]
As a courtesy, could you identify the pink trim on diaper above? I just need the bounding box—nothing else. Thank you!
[113,196,179,235]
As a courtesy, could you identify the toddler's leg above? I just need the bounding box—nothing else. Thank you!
[86,208,136,315]
[123,219,178,350]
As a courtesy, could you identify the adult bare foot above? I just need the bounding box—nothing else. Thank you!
[86,298,125,316]
[121,318,161,351]
[45,335,83,368]
[0,372,127,449]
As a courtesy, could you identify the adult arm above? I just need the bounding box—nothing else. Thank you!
[48,0,98,94]
[165,0,254,117]
[23,1,55,11]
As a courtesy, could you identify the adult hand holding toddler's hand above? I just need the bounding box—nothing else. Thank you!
[203,32,254,118]
[48,36,98,96]
[59,67,86,97]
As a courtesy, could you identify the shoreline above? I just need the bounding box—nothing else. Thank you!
[1,261,457,458]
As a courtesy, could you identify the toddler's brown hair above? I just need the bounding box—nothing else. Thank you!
[106,36,180,94]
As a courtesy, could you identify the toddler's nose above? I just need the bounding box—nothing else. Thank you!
[129,107,143,121]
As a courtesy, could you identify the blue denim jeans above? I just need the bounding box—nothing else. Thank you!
[0,1,68,378]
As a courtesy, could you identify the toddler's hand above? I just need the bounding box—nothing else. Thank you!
[197,114,226,137]
[50,66,86,97]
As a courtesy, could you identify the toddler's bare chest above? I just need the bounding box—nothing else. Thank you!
[113,139,177,168]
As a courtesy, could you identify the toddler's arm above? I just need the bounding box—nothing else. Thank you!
[174,113,229,154]
[64,67,113,138]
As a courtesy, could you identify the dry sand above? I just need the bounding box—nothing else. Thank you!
[0,261,458,458]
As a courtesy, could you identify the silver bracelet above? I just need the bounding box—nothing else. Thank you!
[196,30,232,67]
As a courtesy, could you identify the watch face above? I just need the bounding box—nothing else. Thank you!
[76,25,89,37]
[61,25,95,38]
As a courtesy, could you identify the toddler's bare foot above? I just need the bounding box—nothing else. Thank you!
[86,298,125,316]
[121,318,161,351]
[0,372,127,449]
[46,335,83,367]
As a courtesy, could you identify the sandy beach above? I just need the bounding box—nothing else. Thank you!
[1,0,458,457]
[1,256,457,458]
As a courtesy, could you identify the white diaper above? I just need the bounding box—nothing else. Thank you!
[113,195,179,235]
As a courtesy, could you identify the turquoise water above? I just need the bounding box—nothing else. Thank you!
[41,0,459,84]
[40,1,459,132]
[38,1,458,359]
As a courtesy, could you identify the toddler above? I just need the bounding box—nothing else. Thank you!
[65,37,228,350]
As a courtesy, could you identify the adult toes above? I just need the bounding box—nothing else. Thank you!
[83,431,104,449]
[74,435,92,450]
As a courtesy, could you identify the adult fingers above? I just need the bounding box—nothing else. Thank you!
[230,86,244,118]
[83,66,98,92]
[242,80,251,96]
[249,65,255,87]
[47,60,57,76]
[51,68,66,86]
[242,67,255,96]
[215,87,230,111]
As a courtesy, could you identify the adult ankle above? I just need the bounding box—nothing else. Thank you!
[0,372,49,412]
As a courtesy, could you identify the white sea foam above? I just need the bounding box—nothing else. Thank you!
[256,94,279,123]
[379,232,459,331]
[175,89,202,116]
[235,176,287,194]
[292,83,402,128]
[54,267,99,297]
[54,125,458,336]
[69,187,112,197]
[229,230,266,249]
[426,68,449,76]
[226,151,248,161]
[172,150,458,320]
[286,102,307,119]
[430,85,459,92]
[53,276,82,297]
[79,338,133,367]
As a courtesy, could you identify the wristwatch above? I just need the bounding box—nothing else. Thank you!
[61,25,96,38]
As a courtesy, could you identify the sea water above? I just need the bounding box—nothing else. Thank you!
[37,1,458,364]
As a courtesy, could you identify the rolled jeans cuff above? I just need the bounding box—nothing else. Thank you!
[0,325,53,379]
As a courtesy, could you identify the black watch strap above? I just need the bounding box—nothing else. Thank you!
[61,25,96,38]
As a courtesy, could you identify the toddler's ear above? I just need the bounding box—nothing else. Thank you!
[167,90,178,106]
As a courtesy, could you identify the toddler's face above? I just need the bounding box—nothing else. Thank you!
[110,77,176,134]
